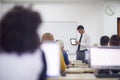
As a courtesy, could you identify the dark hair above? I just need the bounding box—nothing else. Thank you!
[0,6,42,54]
[100,36,109,46]
[77,25,84,30]
[109,35,120,46]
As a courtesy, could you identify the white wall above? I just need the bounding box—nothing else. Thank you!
[38,22,78,53]
[32,2,97,53]
[103,1,120,37]
[0,0,120,53]
[33,2,97,46]
[33,0,120,47]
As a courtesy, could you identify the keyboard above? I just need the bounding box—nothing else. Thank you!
[95,74,120,78]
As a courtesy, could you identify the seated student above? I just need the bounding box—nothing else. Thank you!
[41,33,66,74]
[98,35,110,74]
[100,35,110,46]
[0,6,46,80]
[56,40,72,67]
[109,35,120,74]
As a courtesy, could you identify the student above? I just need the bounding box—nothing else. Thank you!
[109,35,120,46]
[41,33,66,73]
[100,35,110,46]
[0,6,46,80]
[41,33,54,42]
[98,35,110,74]
[76,25,90,63]
[56,40,72,66]
[109,35,120,74]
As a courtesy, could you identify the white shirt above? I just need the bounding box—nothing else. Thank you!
[0,49,43,80]
[77,32,90,51]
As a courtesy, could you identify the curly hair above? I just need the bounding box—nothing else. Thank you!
[0,6,42,54]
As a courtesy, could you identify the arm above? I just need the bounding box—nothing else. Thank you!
[60,52,66,72]
[63,51,70,65]
[38,51,47,80]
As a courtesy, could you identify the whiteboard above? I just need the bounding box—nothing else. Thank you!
[38,22,77,54]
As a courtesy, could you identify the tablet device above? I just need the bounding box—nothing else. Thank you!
[70,38,77,45]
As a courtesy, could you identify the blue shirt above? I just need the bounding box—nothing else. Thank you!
[62,50,70,65]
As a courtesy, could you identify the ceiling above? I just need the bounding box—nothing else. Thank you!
[0,0,115,3]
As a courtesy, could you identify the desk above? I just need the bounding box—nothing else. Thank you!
[66,68,84,74]
[66,60,94,74]
[65,68,94,74]
[70,60,89,68]
[69,63,89,68]
[47,74,119,80]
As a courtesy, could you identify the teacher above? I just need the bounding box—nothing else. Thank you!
[76,25,90,63]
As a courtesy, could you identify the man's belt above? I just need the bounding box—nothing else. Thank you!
[79,49,87,52]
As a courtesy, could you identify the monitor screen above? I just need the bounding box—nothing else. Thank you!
[41,42,60,77]
[90,47,120,69]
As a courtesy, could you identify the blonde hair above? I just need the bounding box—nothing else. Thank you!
[56,40,64,48]
[41,33,54,42]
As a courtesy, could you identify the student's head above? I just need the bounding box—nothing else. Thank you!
[100,35,109,46]
[0,6,42,54]
[56,40,64,51]
[109,35,120,46]
[77,25,84,34]
[41,33,54,42]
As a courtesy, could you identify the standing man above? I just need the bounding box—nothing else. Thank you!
[76,25,90,63]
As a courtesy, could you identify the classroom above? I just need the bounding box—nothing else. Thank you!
[0,0,120,80]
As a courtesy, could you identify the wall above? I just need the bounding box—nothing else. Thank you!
[0,0,120,53]
[103,1,120,37]
[33,2,97,46]
[32,0,120,47]
[38,22,78,53]
[32,2,97,53]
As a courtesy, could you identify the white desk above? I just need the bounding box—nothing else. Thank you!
[70,60,89,68]
[66,68,94,74]
[47,74,119,80]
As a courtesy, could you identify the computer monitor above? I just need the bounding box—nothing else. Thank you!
[41,42,60,77]
[90,47,120,69]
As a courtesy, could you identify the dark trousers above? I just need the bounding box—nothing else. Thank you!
[76,50,85,63]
